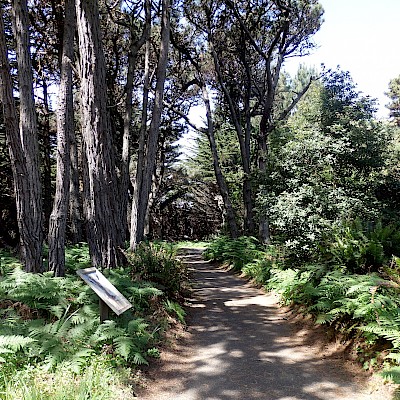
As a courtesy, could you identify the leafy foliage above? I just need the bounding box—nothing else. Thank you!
[129,242,187,298]
[164,299,186,323]
[204,236,263,272]
[386,75,400,127]
[267,69,393,263]
[318,220,400,274]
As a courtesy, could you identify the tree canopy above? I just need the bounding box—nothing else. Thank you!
[0,0,399,276]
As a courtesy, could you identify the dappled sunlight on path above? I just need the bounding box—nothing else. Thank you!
[137,249,394,400]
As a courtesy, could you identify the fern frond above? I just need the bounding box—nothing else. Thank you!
[114,336,134,360]
[127,318,149,335]
[360,324,400,348]
[0,335,35,351]
[132,352,148,365]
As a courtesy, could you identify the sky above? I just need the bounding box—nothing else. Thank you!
[283,0,400,118]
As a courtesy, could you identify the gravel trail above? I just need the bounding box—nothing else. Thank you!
[137,248,395,400]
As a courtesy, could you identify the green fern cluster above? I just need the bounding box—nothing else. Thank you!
[164,299,186,323]
[0,260,165,395]
[64,242,92,272]
[319,220,400,273]
[204,236,263,271]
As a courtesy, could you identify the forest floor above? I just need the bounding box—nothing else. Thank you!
[135,248,397,400]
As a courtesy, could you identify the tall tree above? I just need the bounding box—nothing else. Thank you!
[134,0,171,245]
[76,0,125,268]
[204,0,323,242]
[118,0,151,244]
[130,31,151,250]
[0,2,43,272]
[48,0,76,277]
[204,8,256,235]
[168,16,240,238]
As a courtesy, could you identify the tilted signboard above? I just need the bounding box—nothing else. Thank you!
[77,267,132,316]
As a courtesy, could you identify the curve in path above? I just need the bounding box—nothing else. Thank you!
[138,248,394,400]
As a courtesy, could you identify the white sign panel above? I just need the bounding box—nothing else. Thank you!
[77,267,132,316]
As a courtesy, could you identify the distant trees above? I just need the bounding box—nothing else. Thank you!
[386,75,400,127]
[181,0,323,242]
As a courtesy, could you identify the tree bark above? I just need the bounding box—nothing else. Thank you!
[76,0,125,268]
[121,0,151,244]
[129,30,150,250]
[69,128,84,244]
[201,83,239,239]
[48,0,76,276]
[135,0,170,245]
[41,79,52,232]
[1,1,43,272]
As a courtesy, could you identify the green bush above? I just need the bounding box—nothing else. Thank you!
[204,236,262,271]
[129,242,187,298]
[319,220,400,273]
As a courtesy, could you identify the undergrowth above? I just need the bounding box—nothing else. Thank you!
[0,243,187,399]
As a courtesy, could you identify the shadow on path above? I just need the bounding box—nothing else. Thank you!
[138,249,394,400]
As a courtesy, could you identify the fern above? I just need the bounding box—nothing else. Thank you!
[204,236,262,272]
[0,334,36,362]
[0,248,175,385]
[114,336,135,360]
[164,299,186,323]
[361,325,400,348]
[132,352,148,365]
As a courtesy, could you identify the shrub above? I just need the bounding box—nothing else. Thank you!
[319,220,400,274]
[204,236,262,271]
[129,242,187,298]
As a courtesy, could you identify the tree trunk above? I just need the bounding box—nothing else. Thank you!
[208,31,255,236]
[76,0,125,268]
[41,79,52,232]
[201,83,238,239]
[69,128,84,243]
[48,0,76,276]
[121,0,151,244]
[257,123,271,244]
[130,27,151,251]
[1,1,43,272]
[135,0,170,244]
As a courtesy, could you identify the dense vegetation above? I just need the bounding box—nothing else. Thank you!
[1,0,400,396]
[0,243,186,399]
[198,66,400,381]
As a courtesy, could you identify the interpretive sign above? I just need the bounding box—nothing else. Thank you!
[77,267,132,316]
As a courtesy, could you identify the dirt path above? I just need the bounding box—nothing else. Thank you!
[137,248,396,400]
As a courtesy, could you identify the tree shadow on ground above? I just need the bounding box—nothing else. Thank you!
[139,251,394,400]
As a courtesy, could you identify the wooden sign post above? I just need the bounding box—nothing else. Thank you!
[77,267,132,322]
